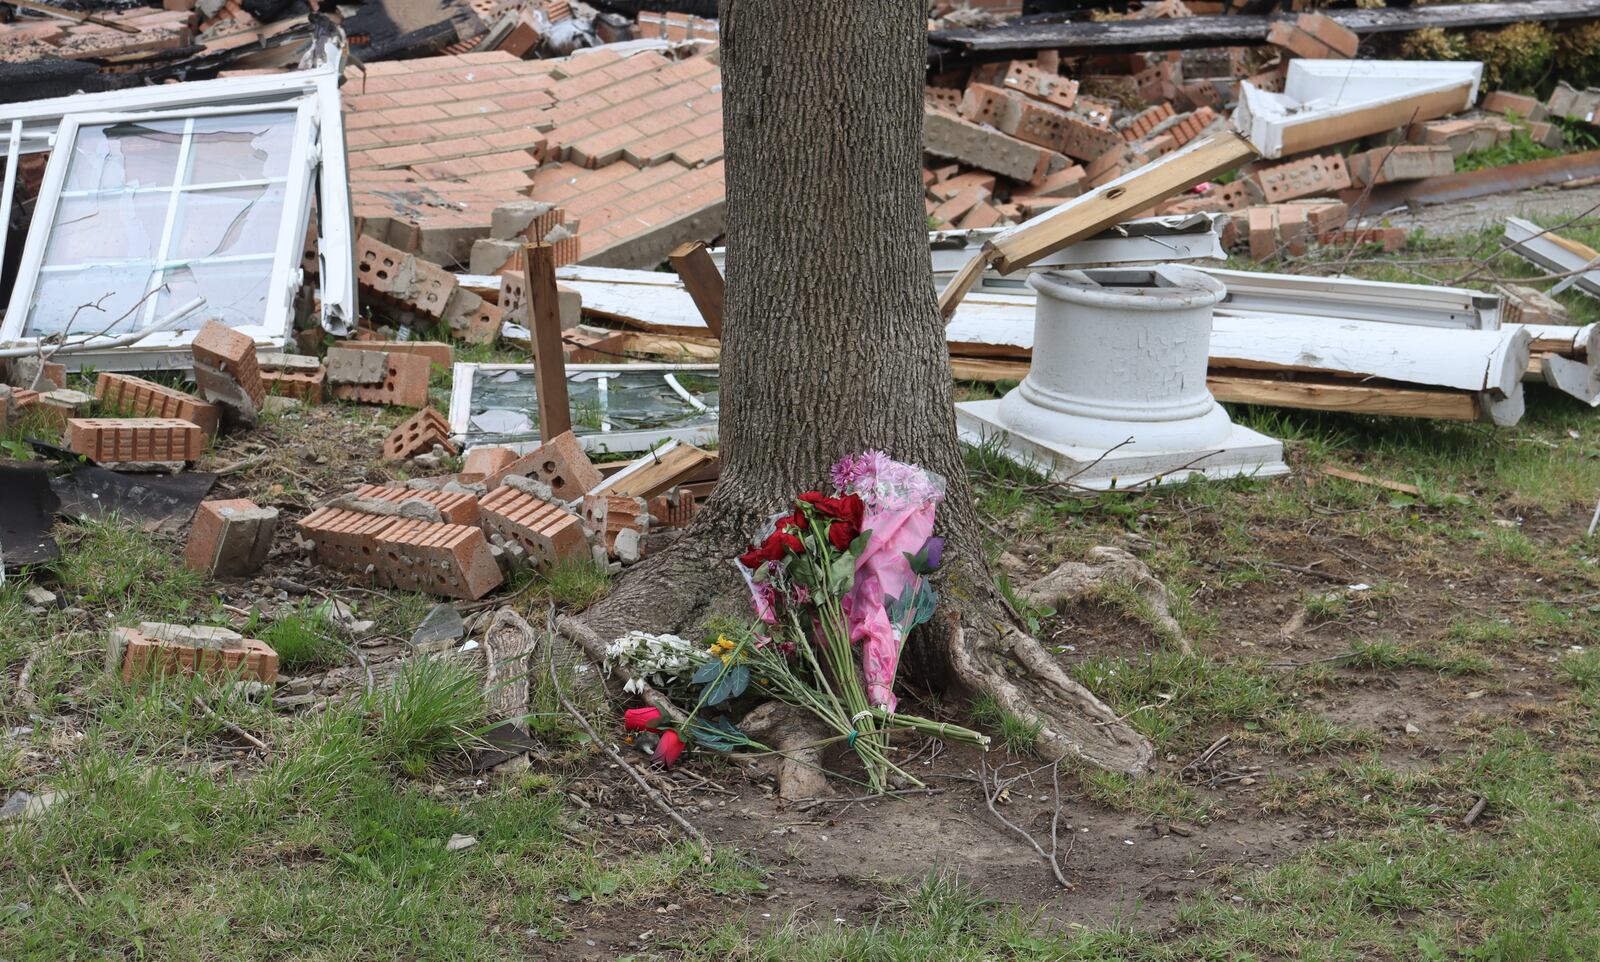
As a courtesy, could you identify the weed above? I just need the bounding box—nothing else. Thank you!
[369,654,487,773]
[1558,649,1600,692]
[1079,769,1208,822]
[969,693,1043,755]
[256,602,346,671]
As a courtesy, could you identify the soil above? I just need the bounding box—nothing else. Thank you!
[1368,182,1600,237]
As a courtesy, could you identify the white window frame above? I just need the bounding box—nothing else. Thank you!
[0,43,354,372]
[5,101,316,359]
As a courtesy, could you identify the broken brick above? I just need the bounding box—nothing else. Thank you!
[117,626,278,684]
[297,507,502,600]
[478,485,588,568]
[483,430,602,501]
[581,491,649,557]
[183,498,278,577]
[383,407,456,462]
[349,483,481,526]
[328,351,432,408]
[1266,13,1357,60]
[1246,154,1351,204]
[261,368,326,403]
[191,320,264,427]
[462,445,519,477]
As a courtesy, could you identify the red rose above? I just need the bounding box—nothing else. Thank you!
[828,520,856,551]
[775,530,804,555]
[653,730,686,767]
[838,494,865,528]
[738,541,779,569]
[624,707,663,732]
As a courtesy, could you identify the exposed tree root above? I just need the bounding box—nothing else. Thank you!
[1020,546,1192,656]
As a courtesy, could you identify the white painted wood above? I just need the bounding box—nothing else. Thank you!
[1201,267,1499,329]
[1236,60,1482,158]
[1210,315,1530,396]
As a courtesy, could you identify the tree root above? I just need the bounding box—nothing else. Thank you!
[1021,546,1191,656]
[738,701,833,801]
[941,614,1152,775]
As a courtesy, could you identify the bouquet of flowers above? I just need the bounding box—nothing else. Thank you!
[676,450,986,792]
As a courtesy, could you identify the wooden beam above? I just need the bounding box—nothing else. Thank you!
[940,131,1255,319]
[988,132,1256,274]
[929,0,1600,55]
[598,442,719,501]
[668,241,725,340]
[949,356,1030,382]
[1207,372,1481,421]
[524,242,572,441]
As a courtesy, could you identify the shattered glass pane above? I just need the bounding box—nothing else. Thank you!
[154,262,272,330]
[42,190,167,265]
[63,119,184,192]
[185,112,294,184]
[168,184,284,260]
[27,111,298,337]
[462,365,720,449]
[26,264,160,337]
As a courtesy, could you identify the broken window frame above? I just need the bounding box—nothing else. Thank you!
[0,48,353,371]
[6,101,317,355]
[448,361,720,456]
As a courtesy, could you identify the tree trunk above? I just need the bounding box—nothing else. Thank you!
[576,0,1153,775]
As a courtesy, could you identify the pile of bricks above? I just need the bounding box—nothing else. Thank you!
[294,430,707,599]
[346,46,723,269]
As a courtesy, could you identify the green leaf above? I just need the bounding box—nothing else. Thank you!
[690,659,722,685]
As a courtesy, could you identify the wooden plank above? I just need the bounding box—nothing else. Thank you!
[1275,84,1474,158]
[929,0,1600,55]
[950,356,1030,381]
[1320,466,1421,496]
[1206,372,1481,421]
[524,242,572,441]
[617,332,721,361]
[984,131,1256,275]
[598,442,719,501]
[667,241,725,340]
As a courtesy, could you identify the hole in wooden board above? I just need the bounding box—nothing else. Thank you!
[1106,187,1126,199]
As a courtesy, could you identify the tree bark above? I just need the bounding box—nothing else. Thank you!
[577,0,1153,776]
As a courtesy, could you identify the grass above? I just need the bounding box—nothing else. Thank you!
[369,653,488,774]
[969,692,1044,755]
[254,602,346,671]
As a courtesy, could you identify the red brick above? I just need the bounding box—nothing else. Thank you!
[329,351,432,408]
[333,340,453,371]
[1267,13,1358,60]
[191,320,265,418]
[479,485,588,568]
[483,430,602,500]
[94,372,221,437]
[382,407,456,461]
[1246,154,1351,204]
[463,445,519,476]
[67,417,204,463]
[1247,206,1278,260]
[118,628,277,684]
[261,369,325,403]
[581,492,649,556]
[297,507,501,600]
[349,483,480,526]
[183,498,277,577]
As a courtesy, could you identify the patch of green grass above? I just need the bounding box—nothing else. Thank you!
[1070,651,1285,751]
[1303,589,1351,622]
[1079,769,1208,823]
[1558,648,1600,692]
[1445,617,1518,647]
[1346,638,1493,675]
[969,693,1043,755]
[1455,126,1559,172]
[255,602,347,672]
[1264,710,1378,758]
[369,654,487,774]
[520,556,613,609]
[48,518,204,621]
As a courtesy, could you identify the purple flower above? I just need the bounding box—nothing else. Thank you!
[923,536,944,570]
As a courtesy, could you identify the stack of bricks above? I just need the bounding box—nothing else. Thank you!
[298,506,503,600]
[345,47,724,269]
[1228,199,1357,259]
[296,430,615,596]
[0,6,196,63]
[94,373,221,437]
[634,11,718,41]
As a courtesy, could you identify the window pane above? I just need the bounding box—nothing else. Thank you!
[63,119,184,191]
[184,112,294,184]
[42,190,167,266]
[25,264,160,337]
[167,184,285,260]
[154,261,272,330]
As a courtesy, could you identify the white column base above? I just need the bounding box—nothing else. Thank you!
[956,399,1290,491]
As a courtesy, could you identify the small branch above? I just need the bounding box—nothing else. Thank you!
[1462,795,1488,827]
[543,641,708,850]
[977,755,1072,889]
[190,694,269,752]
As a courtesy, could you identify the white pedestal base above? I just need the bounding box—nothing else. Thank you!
[957,399,1290,491]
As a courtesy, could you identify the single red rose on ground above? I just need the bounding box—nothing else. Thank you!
[624,706,663,732]
[653,730,686,767]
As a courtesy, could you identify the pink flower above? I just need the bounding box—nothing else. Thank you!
[653,730,686,767]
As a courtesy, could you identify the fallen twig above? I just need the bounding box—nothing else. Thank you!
[543,640,708,850]
[1463,795,1488,827]
[977,756,1072,889]
[190,694,269,752]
